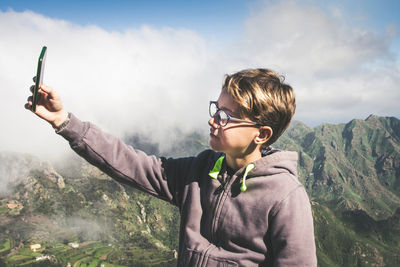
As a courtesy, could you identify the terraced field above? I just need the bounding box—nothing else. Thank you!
[1,241,176,266]
[0,239,11,258]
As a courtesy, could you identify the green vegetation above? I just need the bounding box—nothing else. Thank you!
[0,241,176,266]
[277,115,400,219]
[0,239,11,256]
[0,206,7,214]
[312,203,400,266]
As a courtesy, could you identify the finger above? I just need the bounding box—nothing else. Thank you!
[24,103,32,110]
[30,85,35,93]
[27,96,33,102]
[32,76,36,83]
[25,97,33,108]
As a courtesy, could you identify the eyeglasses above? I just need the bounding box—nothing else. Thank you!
[209,101,260,127]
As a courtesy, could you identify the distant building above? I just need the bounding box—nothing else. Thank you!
[7,203,22,210]
[36,255,51,261]
[30,244,41,252]
[68,242,79,248]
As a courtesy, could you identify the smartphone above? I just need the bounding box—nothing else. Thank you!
[31,46,47,112]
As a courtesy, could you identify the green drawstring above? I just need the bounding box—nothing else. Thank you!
[209,156,225,179]
[240,163,255,192]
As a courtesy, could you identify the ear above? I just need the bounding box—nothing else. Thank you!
[254,126,273,146]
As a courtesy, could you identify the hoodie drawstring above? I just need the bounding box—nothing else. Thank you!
[209,156,255,192]
[209,156,225,179]
[240,163,255,192]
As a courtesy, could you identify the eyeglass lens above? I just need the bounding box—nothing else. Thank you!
[210,102,229,126]
[209,102,218,117]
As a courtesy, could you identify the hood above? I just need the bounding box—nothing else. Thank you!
[242,148,299,192]
[252,147,298,178]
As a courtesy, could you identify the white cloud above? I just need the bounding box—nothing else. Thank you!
[228,0,399,125]
[0,1,399,158]
[0,10,224,158]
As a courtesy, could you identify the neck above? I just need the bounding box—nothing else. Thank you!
[225,150,262,171]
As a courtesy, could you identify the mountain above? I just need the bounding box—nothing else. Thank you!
[276,115,400,218]
[275,115,400,266]
[0,115,399,266]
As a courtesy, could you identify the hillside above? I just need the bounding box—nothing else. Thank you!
[0,115,399,266]
[276,115,400,219]
[0,152,180,266]
[275,115,400,266]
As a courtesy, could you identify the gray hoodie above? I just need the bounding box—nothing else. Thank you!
[58,113,317,266]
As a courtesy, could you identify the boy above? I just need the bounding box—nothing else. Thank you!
[26,68,317,266]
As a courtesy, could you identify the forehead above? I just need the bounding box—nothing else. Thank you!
[217,90,240,115]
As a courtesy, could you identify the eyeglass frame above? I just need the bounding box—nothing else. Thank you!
[209,101,261,127]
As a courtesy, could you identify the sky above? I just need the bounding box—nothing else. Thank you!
[0,0,399,158]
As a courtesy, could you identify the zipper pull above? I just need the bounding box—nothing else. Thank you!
[214,173,228,195]
[214,184,224,195]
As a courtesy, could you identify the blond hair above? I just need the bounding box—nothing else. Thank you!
[223,68,296,146]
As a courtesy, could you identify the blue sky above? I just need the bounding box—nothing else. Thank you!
[0,0,399,157]
[2,0,399,44]
[0,0,252,40]
[1,0,399,53]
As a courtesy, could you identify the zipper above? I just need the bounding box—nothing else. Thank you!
[208,156,255,245]
[210,172,230,243]
[214,174,229,195]
[210,164,254,243]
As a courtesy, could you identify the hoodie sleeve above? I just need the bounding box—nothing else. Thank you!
[269,185,317,266]
[57,113,193,206]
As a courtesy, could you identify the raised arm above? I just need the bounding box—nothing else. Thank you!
[25,82,194,206]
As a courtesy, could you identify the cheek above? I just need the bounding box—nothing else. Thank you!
[225,127,257,146]
[209,127,257,152]
[218,129,244,148]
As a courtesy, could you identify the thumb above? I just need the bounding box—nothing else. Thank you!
[39,84,58,98]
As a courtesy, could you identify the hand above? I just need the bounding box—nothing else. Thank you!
[25,78,68,127]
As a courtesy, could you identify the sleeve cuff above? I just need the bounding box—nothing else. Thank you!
[53,113,71,132]
[56,113,89,143]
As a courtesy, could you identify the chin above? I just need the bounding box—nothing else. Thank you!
[209,141,225,154]
[209,139,220,152]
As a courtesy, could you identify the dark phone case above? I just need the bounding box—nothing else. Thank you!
[31,46,47,112]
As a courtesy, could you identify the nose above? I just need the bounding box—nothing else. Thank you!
[208,116,220,128]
